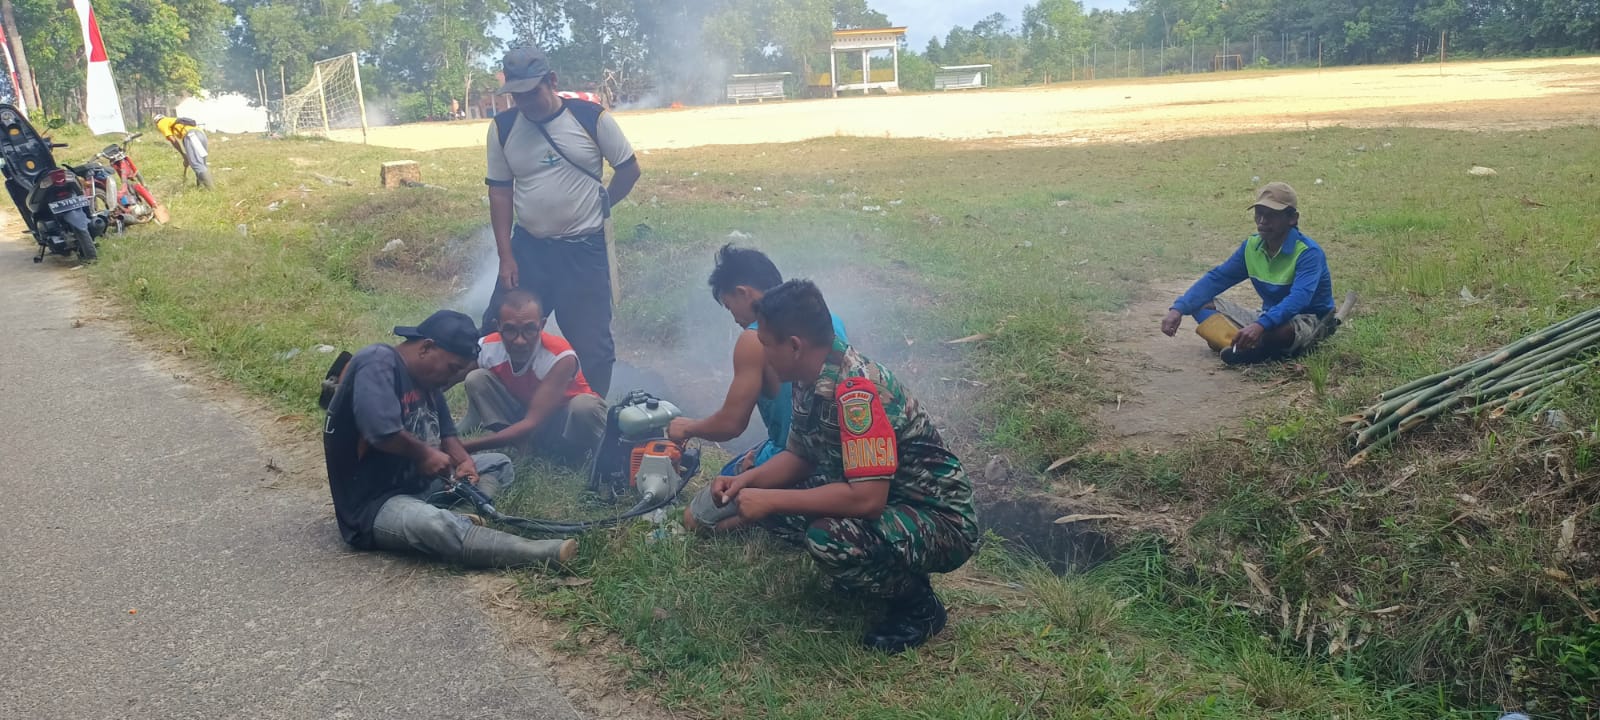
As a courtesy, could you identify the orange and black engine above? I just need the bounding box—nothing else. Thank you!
[628,440,684,486]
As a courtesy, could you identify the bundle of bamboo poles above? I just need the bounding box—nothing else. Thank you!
[1343,305,1600,467]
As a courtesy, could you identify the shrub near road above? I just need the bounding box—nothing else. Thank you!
[76,124,1599,717]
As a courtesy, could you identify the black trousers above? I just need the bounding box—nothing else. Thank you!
[481,227,615,398]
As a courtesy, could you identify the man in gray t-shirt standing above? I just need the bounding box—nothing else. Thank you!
[483,46,641,398]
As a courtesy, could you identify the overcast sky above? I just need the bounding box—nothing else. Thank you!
[874,0,1132,50]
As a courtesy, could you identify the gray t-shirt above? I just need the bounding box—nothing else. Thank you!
[322,344,458,548]
[485,103,635,240]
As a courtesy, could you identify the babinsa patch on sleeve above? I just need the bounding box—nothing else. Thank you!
[837,376,897,480]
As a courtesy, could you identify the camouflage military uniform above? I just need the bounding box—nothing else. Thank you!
[765,337,979,598]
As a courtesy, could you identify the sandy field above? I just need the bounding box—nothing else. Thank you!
[334,56,1600,152]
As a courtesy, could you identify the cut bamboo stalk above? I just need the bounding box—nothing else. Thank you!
[1396,390,1468,433]
[1355,411,1406,449]
[1490,381,1566,419]
[1378,311,1600,402]
[1380,360,1487,401]
[1477,362,1591,398]
[1394,366,1489,417]
[1466,325,1600,389]
[1356,306,1600,461]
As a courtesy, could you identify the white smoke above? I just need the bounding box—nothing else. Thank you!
[176,92,268,133]
[364,102,393,128]
[452,225,577,340]
[456,225,501,321]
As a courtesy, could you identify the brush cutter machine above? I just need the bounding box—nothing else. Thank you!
[433,390,702,535]
[319,352,699,536]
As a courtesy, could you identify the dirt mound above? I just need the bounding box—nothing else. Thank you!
[1092,283,1284,450]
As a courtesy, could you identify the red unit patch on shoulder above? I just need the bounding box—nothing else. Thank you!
[836,376,897,480]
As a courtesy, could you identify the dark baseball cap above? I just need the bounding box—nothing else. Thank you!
[394,310,481,359]
[497,46,552,94]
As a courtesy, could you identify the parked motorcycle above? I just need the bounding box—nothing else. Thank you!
[0,104,108,262]
[75,131,167,233]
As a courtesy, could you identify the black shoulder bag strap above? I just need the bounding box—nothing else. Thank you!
[527,107,610,218]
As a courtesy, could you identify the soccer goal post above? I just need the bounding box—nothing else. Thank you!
[274,53,369,141]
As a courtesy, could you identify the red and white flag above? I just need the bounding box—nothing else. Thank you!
[72,0,125,134]
[0,31,24,113]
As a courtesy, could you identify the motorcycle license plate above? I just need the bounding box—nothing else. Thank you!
[48,196,91,213]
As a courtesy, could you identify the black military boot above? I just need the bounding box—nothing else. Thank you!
[862,577,947,653]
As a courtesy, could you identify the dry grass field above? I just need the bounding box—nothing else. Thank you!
[334,56,1600,151]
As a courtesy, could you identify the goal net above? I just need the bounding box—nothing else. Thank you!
[272,53,367,137]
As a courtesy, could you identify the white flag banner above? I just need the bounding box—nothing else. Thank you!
[72,0,125,135]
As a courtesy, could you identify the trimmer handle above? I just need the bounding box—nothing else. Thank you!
[451,479,499,518]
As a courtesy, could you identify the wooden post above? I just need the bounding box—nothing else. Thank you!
[280,65,287,98]
[861,49,869,94]
[1439,31,1446,76]
[892,44,899,89]
[348,52,369,144]
[314,63,330,134]
[829,50,837,98]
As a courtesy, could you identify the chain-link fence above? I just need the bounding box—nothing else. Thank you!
[1060,33,1331,83]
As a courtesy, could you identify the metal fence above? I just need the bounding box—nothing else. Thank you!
[1030,33,1334,85]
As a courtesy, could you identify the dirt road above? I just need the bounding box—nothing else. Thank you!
[0,228,581,718]
[337,56,1600,152]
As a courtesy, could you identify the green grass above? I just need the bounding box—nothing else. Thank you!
[73,121,1600,717]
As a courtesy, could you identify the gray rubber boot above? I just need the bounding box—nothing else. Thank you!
[459,526,577,569]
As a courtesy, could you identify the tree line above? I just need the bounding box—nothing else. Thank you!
[1,0,1594,126]
[926,0,1600,86]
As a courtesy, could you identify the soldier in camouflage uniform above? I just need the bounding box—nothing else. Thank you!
[711,279,978,653]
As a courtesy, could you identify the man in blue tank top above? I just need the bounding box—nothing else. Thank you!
[669,244,846,531]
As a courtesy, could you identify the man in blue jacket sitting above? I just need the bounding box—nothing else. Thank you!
[1161,182,1337,365]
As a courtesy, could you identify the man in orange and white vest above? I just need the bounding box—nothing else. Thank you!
[459,288,605,462]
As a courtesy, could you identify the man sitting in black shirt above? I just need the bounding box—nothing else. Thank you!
[322,309,576,567]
